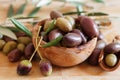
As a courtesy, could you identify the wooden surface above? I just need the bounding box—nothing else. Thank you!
[0,0,120,80]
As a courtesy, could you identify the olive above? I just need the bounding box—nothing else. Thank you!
[40,31,48,42]
[24,43,35,60]
[71,29,87,44]
[17,43,25,52]
[0,39,6,50]
[105,53,117,67]
[39,59,52,76]
[3,41,17,55]
[76,16,99,39]
[48,29,62,41]
[44,20,54,31]
[104,42,120,54]
[15,32,27,37]
[88,40,106,65]
[3,36,15,42]
[56,17,73,32]
[17,37,31,45]
[50,10,63,19]
[65,16,75,28]
[8,49,22,62]
[17,60,32,75]
[62,33,82,47]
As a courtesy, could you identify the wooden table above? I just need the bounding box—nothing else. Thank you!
[0,0,120,80]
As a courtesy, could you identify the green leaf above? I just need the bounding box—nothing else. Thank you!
[16,3,27,15]
[43,36,63,48]
[10,18,32,37]
[0,27,17,40]
[63,11,86,15]
[94,0,104,3]
[76,5,83,16]
[7,4,14,17]
[87,12,108,16]
[28,7,41,17]
[42,19,56,36]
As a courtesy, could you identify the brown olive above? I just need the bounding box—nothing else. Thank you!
[0,39,6,50]
[88,40,106,65]
[15,32,27,37]
[105,53,117,67]
[71,29,87,44]
[104,42,120,54]
[76,16,99,39]
[62,33,82,47]
[3,36,15,42]
[50,10,63,19]
[8,48,22,62]
[48,29,62,41]
[24,43,35,60]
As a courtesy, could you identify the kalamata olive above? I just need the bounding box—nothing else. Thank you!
[15,32,27,37]
[17,60,32,75]
[8,49,22,62]
[24,43,35,60]
[88,40,106,65]
[62,33,82,47]
[50,10,63,19]
[48,29,62,41]
[56,17,73,32]
[3,36,15,42]
[71,29,87,44]
[104,42,120,54]
[76,16,99,39]
[105,53,117,67]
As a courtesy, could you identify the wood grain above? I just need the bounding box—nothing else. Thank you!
[0,0,120,80]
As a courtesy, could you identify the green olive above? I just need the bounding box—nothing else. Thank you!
[105,53,117,67]
[3,41,17,54]
[0,40,6,50]
[65,16,75,28]
[56,17,72,32]
[17,37,31,45]
[44,20,54,31]
[17,43,25,52]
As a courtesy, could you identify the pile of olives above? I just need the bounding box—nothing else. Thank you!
[40,11,100,48]
[0,31,39,62]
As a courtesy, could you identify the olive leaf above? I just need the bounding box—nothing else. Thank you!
[16,3,27,15]
[0,27,17,40]
[94,0,104,3]
[7,4,14,17]
[28,7,41,17]
[63,11,86,15]
[10,18,32,37]
[76,5,83,16]
[87,12,108,16]
[43,36,63,48]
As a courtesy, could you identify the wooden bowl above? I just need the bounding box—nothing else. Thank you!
[32,20,97,67]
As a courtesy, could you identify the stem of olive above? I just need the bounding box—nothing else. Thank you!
[29,26,42,62]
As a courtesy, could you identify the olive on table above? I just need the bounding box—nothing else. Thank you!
[24,43,35,60]
[71,29,87,44]
[8,48,22,62]
[105,53,117,67]
[88,40,106,65]
[76,16,99,39]
[48,29,62,41]
[56,17,73,32]
[17,37,31,45]
[17,60,32,75]
[3,41,17,54]
[0,39,6,50]
[104,42,120,54]
[62,33,82,47]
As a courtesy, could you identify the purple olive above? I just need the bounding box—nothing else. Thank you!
[71,29,87,44]
[62,33,82,47]
[76,16,99,39]
[48,29,62,41]
[17,60,32,75]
